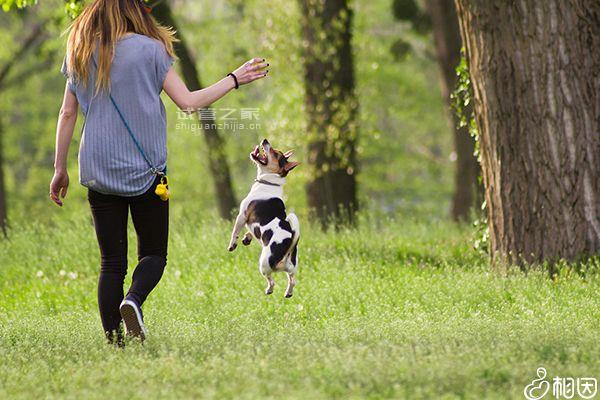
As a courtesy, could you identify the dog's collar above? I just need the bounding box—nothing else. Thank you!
[255,178,281,187]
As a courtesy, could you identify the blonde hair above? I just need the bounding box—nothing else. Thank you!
[65,0,177,93]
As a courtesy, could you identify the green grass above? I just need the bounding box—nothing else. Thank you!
[1,214,598,399]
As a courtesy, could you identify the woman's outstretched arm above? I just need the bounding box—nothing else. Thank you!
[50,84,79,207]
[163,57,268,111]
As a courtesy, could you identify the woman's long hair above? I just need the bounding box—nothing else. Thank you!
[65,0,177,93]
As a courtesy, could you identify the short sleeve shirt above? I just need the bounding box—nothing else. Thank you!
[61,34,174,196]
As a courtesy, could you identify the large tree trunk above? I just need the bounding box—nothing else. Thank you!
[425,0,480,221]
[153,2,237,219]
[299,0,359,226]
[455,0,600,265]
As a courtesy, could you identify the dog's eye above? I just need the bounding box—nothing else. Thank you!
[278,156,286,168]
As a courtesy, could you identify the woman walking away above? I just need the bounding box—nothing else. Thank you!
[50,0,268,344]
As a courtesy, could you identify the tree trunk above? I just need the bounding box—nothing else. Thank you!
[299,0,359,226]
[455,0,600,265]
[425,0,480,221]
[153,2,237,219]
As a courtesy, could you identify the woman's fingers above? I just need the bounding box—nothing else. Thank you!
[246,72,268,83]
[60,185,68,199]
[247,72,268,83]
[247,62,268,72]
[49,190,63,207]
[248,57,265,65]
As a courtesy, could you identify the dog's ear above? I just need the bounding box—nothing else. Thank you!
[284,161,299,172]
[283,150,294,159]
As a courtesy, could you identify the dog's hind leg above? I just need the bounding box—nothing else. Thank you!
[284,244,298,298]
[259,249,275,295]
[284,271,296,298]
[264,273,275,295]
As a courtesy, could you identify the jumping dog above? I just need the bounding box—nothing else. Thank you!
[228,139,300,298]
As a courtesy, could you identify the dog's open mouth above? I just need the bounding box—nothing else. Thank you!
[251,145,268,165]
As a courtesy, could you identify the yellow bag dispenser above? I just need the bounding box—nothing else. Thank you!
[154,175,170,201]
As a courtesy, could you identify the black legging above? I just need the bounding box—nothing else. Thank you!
[88,175,168,334]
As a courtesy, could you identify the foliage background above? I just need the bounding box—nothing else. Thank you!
[0,0,452,224]
[1,3,599,398]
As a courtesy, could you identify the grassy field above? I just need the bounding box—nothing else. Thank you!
[0,213,599,399]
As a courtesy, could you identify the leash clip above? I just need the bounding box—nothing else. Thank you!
[151,167,165,176]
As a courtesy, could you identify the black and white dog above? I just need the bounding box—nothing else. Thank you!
[228,139,300,298]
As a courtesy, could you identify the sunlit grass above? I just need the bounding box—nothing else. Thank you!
[1,214,598,399]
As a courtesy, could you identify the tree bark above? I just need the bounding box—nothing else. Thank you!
[425,0,480,221]
[455,0,600,265]
[153,2,237,219]
[299,0,359,226]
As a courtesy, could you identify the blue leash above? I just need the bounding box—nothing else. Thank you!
[107,94,163,175]
[91,58,164,176]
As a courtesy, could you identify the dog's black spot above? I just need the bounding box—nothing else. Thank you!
[268,238,292,268]
[246,198,287,225]
[278,219,292,233]
[253,226,261,239]
[261,229,273,246]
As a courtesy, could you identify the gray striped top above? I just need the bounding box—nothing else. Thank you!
[62,33,174,196]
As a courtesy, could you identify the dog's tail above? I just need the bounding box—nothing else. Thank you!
[285,212,300,263]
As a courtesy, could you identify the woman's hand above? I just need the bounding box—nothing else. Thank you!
[49,169,69,207]
[231,57,269,86]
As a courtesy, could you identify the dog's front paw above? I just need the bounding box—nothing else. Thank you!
[242,236,252,246]
[228,242,237,252]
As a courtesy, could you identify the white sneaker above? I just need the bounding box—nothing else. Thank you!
[119,299,147,341]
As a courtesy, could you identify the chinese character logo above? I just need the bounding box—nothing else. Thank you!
[577,378,599,399]
[524,367,597,400]
[524,368,551,400]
